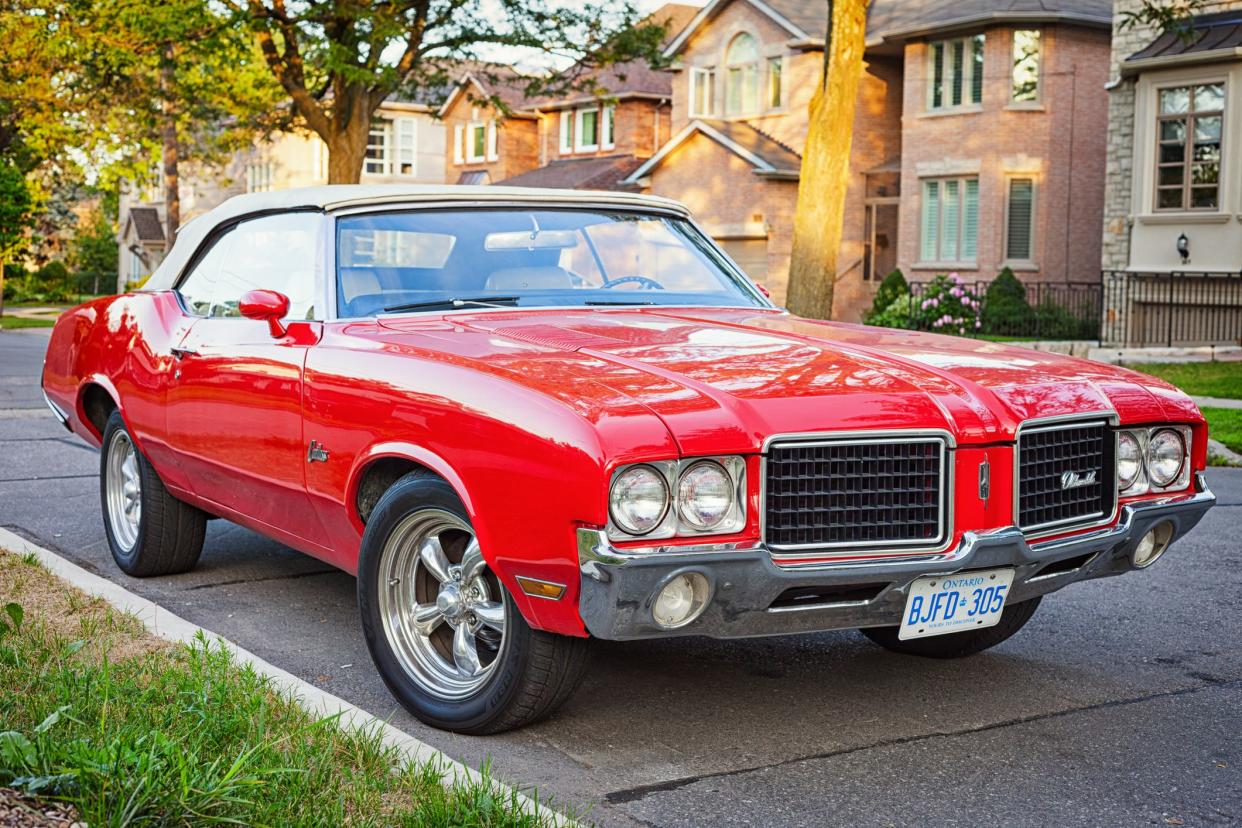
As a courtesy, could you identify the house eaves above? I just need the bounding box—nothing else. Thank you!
[622,119,801,184]
[663,0,809,58]
[865,10,1112,48]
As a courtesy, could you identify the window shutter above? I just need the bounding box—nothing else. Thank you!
[1006,178,1034,260]
[397,118,416,175]
[971,35,985,104]
[559,111,572,153]
[962,179,978,261]
[486,121,498,161]
[941,180,961,261]
[602,105,615,148]
[921,181,940,261]
[453,124,464,163]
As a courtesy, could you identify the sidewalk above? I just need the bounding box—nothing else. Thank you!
[1193,395,1242,411]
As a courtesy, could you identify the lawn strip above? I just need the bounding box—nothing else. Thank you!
[1130,362,1242,400]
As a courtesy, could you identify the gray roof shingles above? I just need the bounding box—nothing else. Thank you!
[1127,9,1242,62]
[128,207,165,243]
[698,118,801,172]
[497,155,647,191]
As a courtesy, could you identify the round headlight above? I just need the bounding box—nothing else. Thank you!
[676,460,734,531]
[609,465,669,535]
[1117,431,1142,491]
[1145,429,1186,487]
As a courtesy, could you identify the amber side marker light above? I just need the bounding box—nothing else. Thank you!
[516,576,567,600]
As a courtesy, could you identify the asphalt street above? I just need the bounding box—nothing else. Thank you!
[2,327,1239,827]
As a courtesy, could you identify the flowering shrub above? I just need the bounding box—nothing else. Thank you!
[910,273,981,336]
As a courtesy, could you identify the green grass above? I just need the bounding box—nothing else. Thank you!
[1129,361,1242,400]
[1203,407,1242,455]
[0,315,57,329]
[0,551,567,827]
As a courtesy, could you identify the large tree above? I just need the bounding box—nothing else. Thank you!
[233,0,667,183]
[73,0,286,237]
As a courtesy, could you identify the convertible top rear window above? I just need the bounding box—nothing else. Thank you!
[334,208,766,317]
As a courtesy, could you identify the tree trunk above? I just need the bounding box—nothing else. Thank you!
[324,94,372,184]
[160,42,180,237]
[784,0,869,320]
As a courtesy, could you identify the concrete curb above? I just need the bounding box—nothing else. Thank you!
[0,526,573,827]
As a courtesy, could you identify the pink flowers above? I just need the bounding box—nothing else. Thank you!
[913,272,982,337]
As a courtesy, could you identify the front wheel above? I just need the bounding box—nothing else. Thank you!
[859,596,1042,658]
[357,471,590,734]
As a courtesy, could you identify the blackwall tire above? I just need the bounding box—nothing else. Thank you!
[357,470,590,734]
[859,596,1042,658]
[100,409,206,577]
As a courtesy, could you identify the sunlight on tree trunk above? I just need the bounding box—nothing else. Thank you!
[785,0,869,320]
[160,43,180,237]
[325,108,371,184]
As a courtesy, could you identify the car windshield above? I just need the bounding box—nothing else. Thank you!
[334,208,769,317]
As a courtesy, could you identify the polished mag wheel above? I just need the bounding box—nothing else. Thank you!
[378,510,507,699]
[104,430,142,552]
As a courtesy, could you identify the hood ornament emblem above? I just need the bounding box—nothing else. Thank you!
[1060,470,1097,490]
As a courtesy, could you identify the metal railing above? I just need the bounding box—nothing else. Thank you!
[1101,270,1242,347]
[903,280,1103,341]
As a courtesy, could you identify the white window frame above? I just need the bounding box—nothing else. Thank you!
[920,176,979,265]
[365,120,392,175]
[927,34,985,112]
[767,56,784,110]
[486,121,498,161]
[1003,176,1037,265]
[1010,30,1042,105]
[452,124,464,164]
[466,121,488,163]
[394,117,417,176]
[724,32,761,116]
[575,107,601,152]
[689,66,716,117]
[559,111,573,154]
[601,105,615,150]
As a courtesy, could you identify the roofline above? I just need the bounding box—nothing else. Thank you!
[377,100,436,115]
[1122,45,1242,76]
[533,91,672,111]
[663,0,809,58]
[623,119,800,184]
[437,73,538,119]
[865,10,1113,47]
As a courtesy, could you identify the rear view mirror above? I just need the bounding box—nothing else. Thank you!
[484,229,579,251]
[239,289,290,338]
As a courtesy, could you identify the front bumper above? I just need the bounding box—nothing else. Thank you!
[577,474,1215,640]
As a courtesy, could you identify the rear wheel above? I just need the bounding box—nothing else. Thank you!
[357,471,590,734]
[100,410,206,576]
[859,596,1042,658]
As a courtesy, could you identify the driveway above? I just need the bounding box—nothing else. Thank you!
[3,328,1239,827]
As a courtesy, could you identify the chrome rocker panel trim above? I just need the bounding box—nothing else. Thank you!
[577,474,1215,641]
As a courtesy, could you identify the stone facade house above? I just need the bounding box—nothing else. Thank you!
[1100,0,1242,345]
[115,98,446,291]
[623,0,1113,318]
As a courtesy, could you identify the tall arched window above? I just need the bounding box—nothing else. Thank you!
[725,33,760,115]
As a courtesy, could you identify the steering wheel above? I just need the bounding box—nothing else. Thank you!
[599,275,665,290]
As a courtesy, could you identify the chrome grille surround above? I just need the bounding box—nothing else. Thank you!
[1014,413,1119,538]
[761,429,953,561]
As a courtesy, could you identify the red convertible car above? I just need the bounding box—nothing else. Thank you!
[42,186,1215,733]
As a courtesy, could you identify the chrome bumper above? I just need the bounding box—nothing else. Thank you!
[577,474,1215,641]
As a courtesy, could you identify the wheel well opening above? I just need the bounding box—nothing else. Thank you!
[81,384,117,437]
[355,457,433,525]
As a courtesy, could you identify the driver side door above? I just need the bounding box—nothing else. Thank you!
[165,211,330,550]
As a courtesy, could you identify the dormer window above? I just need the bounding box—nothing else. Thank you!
[558,104,617,155]
[725,33,760,115]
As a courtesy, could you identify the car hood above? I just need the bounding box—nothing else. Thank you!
[375,307,1199,455]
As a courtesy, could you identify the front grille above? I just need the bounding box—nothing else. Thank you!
[764,437,947,551]
[1017,420,1115,533]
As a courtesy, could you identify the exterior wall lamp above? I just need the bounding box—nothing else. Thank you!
[1176,232,1190,264]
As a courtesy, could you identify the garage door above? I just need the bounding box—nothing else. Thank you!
[717,238,768,286]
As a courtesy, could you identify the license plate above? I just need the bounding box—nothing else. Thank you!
[898,568,1015,640]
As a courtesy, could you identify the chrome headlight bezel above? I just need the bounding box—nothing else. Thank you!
[608,464,670,537]
[607,457,746,540]
[1116,425,1192,496]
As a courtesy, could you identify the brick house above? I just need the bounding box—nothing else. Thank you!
[623,0,1113,318]
[1099,0,1242,346]
[115,96,446,291]
[441,5,697,190]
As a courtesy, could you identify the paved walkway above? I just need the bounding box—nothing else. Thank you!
[1194,395,1242,410]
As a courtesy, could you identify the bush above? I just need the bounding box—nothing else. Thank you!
[30,261,72,302]
[981,267,1032,336]
[1033,300,1097,340]
[866,290,913,329]
[864,268,908,324]
[910,273,982,335]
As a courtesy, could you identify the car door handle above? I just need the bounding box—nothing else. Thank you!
[170,347,199,360]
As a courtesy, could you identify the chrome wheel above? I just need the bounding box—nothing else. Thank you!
[105,430,141,552]
[377,509,507,700]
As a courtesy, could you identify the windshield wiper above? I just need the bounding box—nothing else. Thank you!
[584,299,656,306]
[382,296,520,313]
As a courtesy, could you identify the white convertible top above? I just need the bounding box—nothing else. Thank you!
[141,184,692,292]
